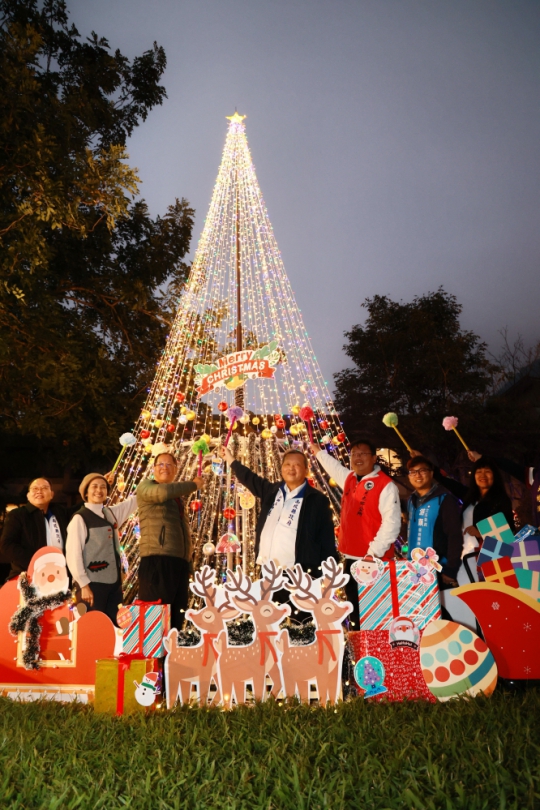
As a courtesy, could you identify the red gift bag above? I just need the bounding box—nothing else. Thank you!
[348,629,435,702]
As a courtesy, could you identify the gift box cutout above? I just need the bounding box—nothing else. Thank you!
[119,602,171,658]
[514,525,540,543]
[95,658,161,715]
[480,556,519,588]
[515,569,540,601]
[477,536,513,569]
[510,538,540,573]
[476,513,514,545]
[357,559,441,631]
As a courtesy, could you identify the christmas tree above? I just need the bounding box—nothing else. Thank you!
[111,113,348,601]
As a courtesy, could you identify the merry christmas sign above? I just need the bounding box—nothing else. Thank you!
[194,341,281,395]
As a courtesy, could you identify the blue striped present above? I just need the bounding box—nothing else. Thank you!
[477,536,513,570]
[476,513,514,544]
[358,560,441,631]
[121,602,171,658]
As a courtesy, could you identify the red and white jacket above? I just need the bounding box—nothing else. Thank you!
[315,451,401,559]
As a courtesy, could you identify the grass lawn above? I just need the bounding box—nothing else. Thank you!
[0,690,539,809]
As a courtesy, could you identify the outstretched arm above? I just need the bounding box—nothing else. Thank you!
[220,446,276,501]
[309,445,350,490]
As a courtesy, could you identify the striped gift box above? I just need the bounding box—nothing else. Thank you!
[358,560,441,631]
[477,536,513,569]
[122,602,171,658]
[510,538,540,573]
[479,556,519,588]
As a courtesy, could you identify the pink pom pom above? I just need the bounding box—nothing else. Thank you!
[227,406,244,421]
[442,416,459,431]
[299,406,314,421]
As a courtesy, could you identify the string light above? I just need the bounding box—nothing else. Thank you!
[110,114,349,601]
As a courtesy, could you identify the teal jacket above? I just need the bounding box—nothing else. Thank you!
[136,478,197,561]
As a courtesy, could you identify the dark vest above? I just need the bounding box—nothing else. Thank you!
[76,506,119,585]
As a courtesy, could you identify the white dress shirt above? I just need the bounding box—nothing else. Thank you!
[257,482,307,568]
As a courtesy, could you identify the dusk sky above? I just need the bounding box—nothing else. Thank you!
[71,0,540,386]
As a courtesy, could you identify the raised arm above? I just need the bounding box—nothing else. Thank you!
[108,494,138,528]
[309,446,350,490]
[136,478,198,505]
[220,446,276,501]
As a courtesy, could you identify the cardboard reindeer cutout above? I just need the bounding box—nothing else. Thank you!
[277,557,352,705]
[163,565,240,707]
[163,557,351,707]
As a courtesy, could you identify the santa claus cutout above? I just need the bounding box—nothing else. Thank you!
[10,547,85,668]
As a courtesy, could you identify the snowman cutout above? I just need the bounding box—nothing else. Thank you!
[134,671,161,706]
[350,555,384,587]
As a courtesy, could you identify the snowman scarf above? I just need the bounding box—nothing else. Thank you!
[9,573,72,670]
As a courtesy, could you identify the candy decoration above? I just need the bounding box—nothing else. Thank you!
[336,432,346,442]
[203,542,216,556]
[442,416,470,452]
[166,424,175,433]
[239,491,256,510]
[224,406,244,447]
[216,532,241,553]
[112,432,137,472]
[223,507,236,520]
[299,406,314,442]
[218,401,228,412]
[190,500,203,513]
[140,430,151,440]
[382,412,411,452]
[319,420,329,430]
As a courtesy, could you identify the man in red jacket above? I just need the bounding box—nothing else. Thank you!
[311,438,401,627]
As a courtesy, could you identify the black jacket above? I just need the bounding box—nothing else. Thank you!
[408,484,463,579]
[0,503,70,579]
[433,468,515,532]
[231,461,338,573]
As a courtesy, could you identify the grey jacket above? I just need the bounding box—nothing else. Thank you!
[136,478,197,561]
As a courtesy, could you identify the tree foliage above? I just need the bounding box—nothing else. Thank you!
[0,0,194,470]
[334,289,500,458]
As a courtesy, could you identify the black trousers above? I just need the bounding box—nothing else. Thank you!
[79,579,123,626]
[138,555,190,630]
[343,559,360,629]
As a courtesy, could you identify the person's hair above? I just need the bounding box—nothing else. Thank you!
[462,457,509,509]
[154,452,177,467]
[349,438,377,455]
[281,449,308,468]
[406,456,434,472]
[27,477,53,494]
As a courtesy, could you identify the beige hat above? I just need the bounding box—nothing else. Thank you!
[79,473,109,500]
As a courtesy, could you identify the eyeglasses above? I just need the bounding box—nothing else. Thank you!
[408,469,431,476]
[155,463,175,470]
[28,487,51,494]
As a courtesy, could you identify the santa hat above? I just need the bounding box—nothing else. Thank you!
[27,547,66,580]
[140,672,160,691]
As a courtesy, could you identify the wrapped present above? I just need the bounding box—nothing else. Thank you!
[357,559,441,631]
[476,513,514,544]
[477,535,513,569]
[95,657,161,715]
[510,538,540,573]
[514,525,540,543]
[515,569,540,601]
[480,556,519,588]
[119,600,171,658]
[348,629,435,702]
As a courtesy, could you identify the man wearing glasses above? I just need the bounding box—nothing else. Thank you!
[136,453,204,629]
[310,438,401,627]
[0,478,69,581]
[406,456,463,589]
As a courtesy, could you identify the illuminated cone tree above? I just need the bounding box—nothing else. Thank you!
[112,113,348,601]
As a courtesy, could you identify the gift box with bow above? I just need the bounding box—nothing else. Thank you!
[117,601,171,658]
[479,556,519,588]
[476,513,514,545]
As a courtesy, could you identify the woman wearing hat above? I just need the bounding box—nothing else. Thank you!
[65,473,137,624]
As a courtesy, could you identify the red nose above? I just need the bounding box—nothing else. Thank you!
[47,574,55,582]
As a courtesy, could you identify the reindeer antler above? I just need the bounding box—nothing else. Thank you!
[225,566,258,606]
[284,564,318,604]
[190,565,216,605]
[320,557,349,597]
[260,560,286,601]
